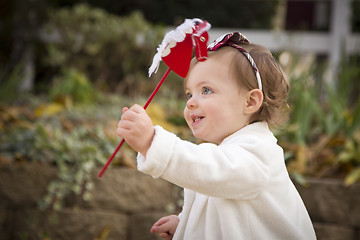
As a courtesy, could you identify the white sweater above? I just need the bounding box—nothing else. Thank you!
[137,122,316,240]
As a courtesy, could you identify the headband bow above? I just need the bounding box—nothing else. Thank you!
[208,32,263,91]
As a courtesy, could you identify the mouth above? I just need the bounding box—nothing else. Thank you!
[191,115,204,124]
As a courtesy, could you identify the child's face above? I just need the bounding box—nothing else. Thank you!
[184,52,251,144]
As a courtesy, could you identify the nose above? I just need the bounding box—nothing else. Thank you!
[186,95,198,109]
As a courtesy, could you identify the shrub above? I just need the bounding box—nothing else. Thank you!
[0,64,24,103]
[50,68,97,106]
[276,52,360,185]
[41,4,164,93]
[0,95,128,210]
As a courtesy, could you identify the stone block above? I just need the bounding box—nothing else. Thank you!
[13,208,127,240]
[0,205,12,240]
[129,211,170,240]
[295,178,360,228]
[0,163,56,206]
[84,168,179,213]
[314,223,356,240]
[0,163,181,239]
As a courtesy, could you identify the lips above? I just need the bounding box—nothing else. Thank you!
[191,115,204,124]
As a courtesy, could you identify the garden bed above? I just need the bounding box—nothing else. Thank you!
[1,162,359,240]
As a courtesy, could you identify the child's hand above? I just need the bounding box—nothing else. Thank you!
[116,104,154,156]
[150,215,179,240]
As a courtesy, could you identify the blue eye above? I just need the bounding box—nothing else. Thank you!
[202,87,213,95]
[186,92,193,100]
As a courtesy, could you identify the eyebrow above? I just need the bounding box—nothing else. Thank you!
[184,81,205,94]
[185,80,212,90]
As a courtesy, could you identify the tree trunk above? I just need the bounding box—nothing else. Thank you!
[10,0,38,92]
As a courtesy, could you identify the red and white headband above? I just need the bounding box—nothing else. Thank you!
[208,32,263,91]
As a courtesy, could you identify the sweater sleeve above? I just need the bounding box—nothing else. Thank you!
[137,125,283,199]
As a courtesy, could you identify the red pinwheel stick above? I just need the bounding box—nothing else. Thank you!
[98,67,172,178]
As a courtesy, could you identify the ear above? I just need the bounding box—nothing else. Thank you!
[244,89,263,115]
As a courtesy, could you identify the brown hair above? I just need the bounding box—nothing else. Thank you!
[207,45,290,126]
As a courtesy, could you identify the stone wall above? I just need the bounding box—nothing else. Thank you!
[294,178,360,240]
[0,163,179,240]
[1,163,359,240]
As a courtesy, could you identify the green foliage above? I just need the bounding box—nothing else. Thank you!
[337,130,360,185]
[325,57,360,137]
[50,68,97,105]
[0,95,128,211]
[85,0,280,29]
[33,120,113,210]
[277,53,360,185]
[286,68,323,144]
[42,3,164,93]
[0,64,23,103]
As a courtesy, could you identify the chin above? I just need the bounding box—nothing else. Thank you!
[192,131,204,141]
[193,133,217,143]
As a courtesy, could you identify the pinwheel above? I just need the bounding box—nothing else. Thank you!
[98,18,211,177]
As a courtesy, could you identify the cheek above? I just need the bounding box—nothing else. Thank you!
[184,107,189,122]
[183,107,191,126]
[203,102,219,119]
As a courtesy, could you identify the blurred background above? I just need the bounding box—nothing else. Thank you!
[0,0,359,239]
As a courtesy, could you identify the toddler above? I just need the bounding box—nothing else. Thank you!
[116,32,316,239]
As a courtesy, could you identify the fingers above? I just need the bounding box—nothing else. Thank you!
[116,104,154,155]
[116,121,131,136]
[150,217,167,233]
[117,105,141,130]
[150,216,175,233]
[150,215,179,240]
[117,107,133,138]
[152,216,170,227]
[129,104,144,113]
[158,232,172,239]
[120,104,146,121]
